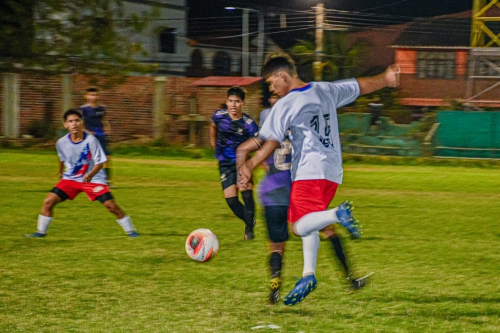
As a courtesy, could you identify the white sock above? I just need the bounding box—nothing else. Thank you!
[116,215,135,233]
[302,231,320,277]
[37,215,52,234]
[293,208,340,237]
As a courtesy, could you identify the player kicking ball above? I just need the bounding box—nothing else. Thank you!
[238,54,399,305]
[24,109,138,238]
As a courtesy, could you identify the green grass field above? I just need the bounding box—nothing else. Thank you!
[1,150,500,332]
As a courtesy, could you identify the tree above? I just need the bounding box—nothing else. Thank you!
[0,0,158,84]
[290,31,371,82]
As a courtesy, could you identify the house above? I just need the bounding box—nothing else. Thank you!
[123,0,190,76]
[392,11,500,108]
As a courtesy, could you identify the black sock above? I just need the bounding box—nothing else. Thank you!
[241,190,255,226]
[269,251,282,278]
[330,235,350,277]
[225,197,245,221]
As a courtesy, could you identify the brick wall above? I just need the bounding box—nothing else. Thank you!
[1,73,265,145]
[19,74,63,135]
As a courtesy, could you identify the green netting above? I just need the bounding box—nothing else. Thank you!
[436,111,500,158]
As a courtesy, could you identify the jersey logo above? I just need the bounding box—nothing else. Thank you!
[92,186,104,193]
[72,143,92,176]
[237,128,243,135]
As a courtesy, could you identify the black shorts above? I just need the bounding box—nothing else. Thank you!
[264,205,289,243]
[218,162,253,190]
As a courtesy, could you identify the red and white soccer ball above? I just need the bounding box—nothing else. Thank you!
[185,228,219,262]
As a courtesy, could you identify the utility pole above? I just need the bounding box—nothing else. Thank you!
[313,3,324,81]
[242,8,250,76]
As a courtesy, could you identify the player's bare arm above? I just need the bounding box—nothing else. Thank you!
[209,123,217,148]
[58,160,64,179]
[103,115,112,134]
[238,140,279,188]
[83,163,104,183]
[357,64,400,95]
[235,137,262,169]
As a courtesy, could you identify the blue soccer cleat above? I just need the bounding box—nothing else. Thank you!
[127,231,139,238]
[336,201,362,239]
[24,232,46,238]
[283,275,317,306]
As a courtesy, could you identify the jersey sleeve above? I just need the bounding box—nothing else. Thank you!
[89,136,108,165]
[210,110,219,124]
[259,101,290,142]
[247,118,259,138]
[327,78,360,108]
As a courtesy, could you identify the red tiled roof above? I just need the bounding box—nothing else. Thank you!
[192,76,262,87]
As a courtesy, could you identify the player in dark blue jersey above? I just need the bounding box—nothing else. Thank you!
[79,87,113,185]
[210,87,259,240]
[258,94,292,303]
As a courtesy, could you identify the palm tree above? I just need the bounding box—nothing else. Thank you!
[290,31,371,82]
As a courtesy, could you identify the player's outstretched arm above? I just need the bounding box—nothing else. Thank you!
[357,64,400,96]
[237,140,279,189]
[83,163,104,183]
[235,137,262,169]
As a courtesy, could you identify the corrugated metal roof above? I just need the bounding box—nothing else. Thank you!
[191,76,262,87]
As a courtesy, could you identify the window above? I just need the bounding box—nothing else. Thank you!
[417,52,455,79]
[159,28,176,53]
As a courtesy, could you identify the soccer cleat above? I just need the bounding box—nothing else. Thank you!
[283,275,317,306]
[269,277,282,304]
[127,231,139,238]
[24,232,46,238]
[336,201,362,239]
[348,272,374,293]
[244,219,256,241]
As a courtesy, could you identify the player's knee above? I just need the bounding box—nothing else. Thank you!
[42,196,57,210]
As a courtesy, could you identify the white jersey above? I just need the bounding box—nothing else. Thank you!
[56,132,108,184]
[259,79,360,184]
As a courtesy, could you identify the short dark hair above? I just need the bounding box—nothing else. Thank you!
[227,86,246,101]
[63,109,83,121]
[86,87,99,93]
[262,54,297,79]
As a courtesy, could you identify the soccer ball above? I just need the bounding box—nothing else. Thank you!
[185,228,219,262]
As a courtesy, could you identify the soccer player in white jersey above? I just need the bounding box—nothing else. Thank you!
[25,109,138,238]
[237,55,399,305]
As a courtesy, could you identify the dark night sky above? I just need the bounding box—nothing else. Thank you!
[188,0,473,18]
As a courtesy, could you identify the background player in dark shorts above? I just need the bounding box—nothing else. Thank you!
[210,87,259,240]
[79,87,113,185]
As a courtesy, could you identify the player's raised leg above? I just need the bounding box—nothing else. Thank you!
[322,225,370,291]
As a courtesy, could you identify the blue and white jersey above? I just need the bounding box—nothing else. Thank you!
[79,104,106,137]
[258,108,292,207]
[211,109,259,164]
[259,79,360,184]
[56,132,108,184]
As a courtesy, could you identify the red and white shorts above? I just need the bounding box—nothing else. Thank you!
[288,179,338,223]
[53,179,110,202]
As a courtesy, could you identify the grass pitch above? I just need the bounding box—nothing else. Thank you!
[1,151,500,332]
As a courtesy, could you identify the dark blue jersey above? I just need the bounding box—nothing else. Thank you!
[79,104,106,137]
[211,109,259,163]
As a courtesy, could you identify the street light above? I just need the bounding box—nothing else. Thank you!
[225,7,265,77]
